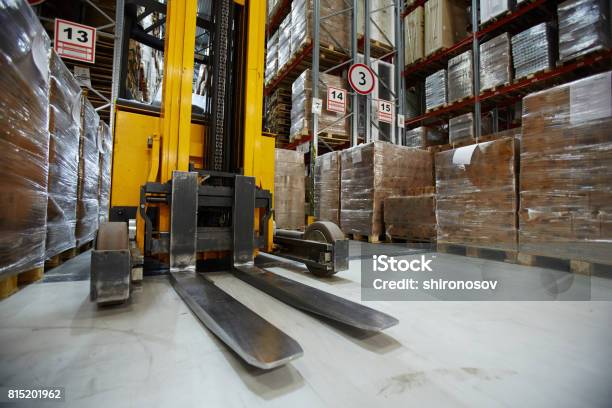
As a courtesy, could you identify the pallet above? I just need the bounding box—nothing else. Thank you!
[0,266,45,300]
[517,253,610,276]
[479,9,512,28]
[437,243,518,263]
[480,82,511,94]
[357,35,395,59]
[556,46,611,67]
[426,103,447,113]
[387,236,435,244]
[44,244,85,271]
[514,67,552,83]
[349,233,384,244]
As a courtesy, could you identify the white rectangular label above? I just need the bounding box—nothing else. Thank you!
[569,72,612,124]
[312,98,323,115]
[397,114,405,129]
[54,19,96,63]
[73,66,91,88]
[327,87,347,113]
[377,99,394,124]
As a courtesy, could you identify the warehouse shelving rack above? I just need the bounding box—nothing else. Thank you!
[401,0,612,136]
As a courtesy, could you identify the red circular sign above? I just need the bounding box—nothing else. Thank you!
[348,63,376,95]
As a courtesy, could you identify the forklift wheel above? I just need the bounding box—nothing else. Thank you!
[303,221,345,277]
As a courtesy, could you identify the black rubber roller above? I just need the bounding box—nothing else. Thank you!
[303,221,345,277]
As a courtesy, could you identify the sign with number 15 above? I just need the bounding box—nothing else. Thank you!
[54,19,96,64]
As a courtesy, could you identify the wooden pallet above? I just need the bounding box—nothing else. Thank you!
[357,36,395,59]
[479,9,512,28]
[517,253,610,276]
[514,67,552,83]
[348,233,384,244]
[387,235,435,244]
[0,267,44,300]
[426,103,447,113]
[44,244,86,271]
[437,243,518,263]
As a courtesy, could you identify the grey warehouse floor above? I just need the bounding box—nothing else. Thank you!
[1,243,611,408]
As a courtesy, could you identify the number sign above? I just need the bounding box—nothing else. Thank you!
[54,19,96,64]
[348,63,376,95]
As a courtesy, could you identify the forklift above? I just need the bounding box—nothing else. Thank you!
[91,0,398,369]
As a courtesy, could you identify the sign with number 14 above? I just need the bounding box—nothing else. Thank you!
[54,19,96,64]
[327,87,346,113]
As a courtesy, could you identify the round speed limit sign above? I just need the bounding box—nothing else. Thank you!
[348,63,376,95]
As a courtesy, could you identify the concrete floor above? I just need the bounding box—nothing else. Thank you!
[1,245,611,407]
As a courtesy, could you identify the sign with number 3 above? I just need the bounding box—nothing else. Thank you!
[348,63,376,95]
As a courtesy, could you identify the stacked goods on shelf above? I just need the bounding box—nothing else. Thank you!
[291,0,350,57]
[340,142,434,239]
[511,23,555,80]
[480,32,512,91]
[46,50,82,260]
[358,0,396,47]
[404,6,424,65]
[278,14,292,71]
[405,126,448,147]
[290,69,348,143]
[480,0,514,26]
[314,151,341,225]
[436,136,519,251]
[98,122,112,223]
[265,31,278,85]
[558,0,610,63]
[0,1,51,278]
[268,87,292,144]
[76,97,101,246]
[424,0,468,56]
[425,69,447,110]
[449,113,474,145]
[447,50,473,103]
[384,195,437,242]
[275,149,306,230]
[519,72,612,265]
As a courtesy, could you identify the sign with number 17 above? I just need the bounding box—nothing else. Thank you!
[54,19,96,64]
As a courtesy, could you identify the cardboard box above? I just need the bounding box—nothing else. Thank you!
[425,69,447,111]
[275,149,306,230]
[405,126,448,147]
[520,71,612,264]
[449,112,474,145]
[448,50,473,103]
[405,7,424,66]
[384,195,437,241]
[358,0,396,47]
[424,0,468,56]
[314,151,341,225]
[341,142,434,238]
[480,33,512,91]
[558,0,610,62]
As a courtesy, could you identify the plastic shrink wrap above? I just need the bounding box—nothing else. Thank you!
[277,14,292,71]
[358,0,395,47]
[265,31,278,85]
[0,0,51,278]
[314,151,341,225]
[425,69,447,111]
[449,112,474,145]
[558,0,610,62]
[480,0,514,26]
[424,0,468,56]
[436,137,518,251]
[520,71,612,265]
[291,0,350,60]
[404,7,424,66]
[98,121,112,223]
[340,142,434,238]
[75,97,100,246]
[275,149,306,230]
[404,126,447,147]
[480,32,512,91]
[384,195,437,241]
[46,50,81,259]
[448,50,473,103]
[290,70,348,142]
[511,23,554,80]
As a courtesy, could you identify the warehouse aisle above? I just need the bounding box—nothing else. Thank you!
[0,247,611,408]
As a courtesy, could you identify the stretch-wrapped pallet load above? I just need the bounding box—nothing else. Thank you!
[268,87,292,143]
[436,137,518,251]
[358,0,395,47]
[340,142,434,238]
[277,14,292,71]
[405,126,447,147]
[314,151,341,225]
[520,72,612,265]
[449,113,474,145]
[275,149,306,230]
[76,97,101,247]
[0,1,51,278]
[511,23,554,80]
[384,195,437,242]
[480,0,514,26]
[424,0,468,56]
[98,122,112,223]
[265,31,278,85]
[448,50,473,103]
[290,69,348,142]
[292,0,350,56]
[404,7,424,66]
[558,0,610,63]
[46,50,82,259]
[480,32,512,91]
[425,69,447,111]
